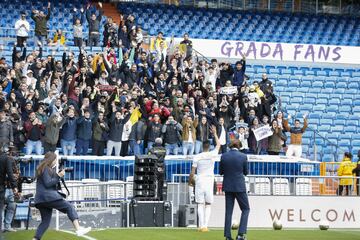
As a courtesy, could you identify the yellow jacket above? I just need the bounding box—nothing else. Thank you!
[338,157,355,186]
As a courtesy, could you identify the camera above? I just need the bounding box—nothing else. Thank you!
[14,157,33,165]
[59,157,74,173]
[15,193,34,203]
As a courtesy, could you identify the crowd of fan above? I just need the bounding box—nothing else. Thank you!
[0,2,309,157]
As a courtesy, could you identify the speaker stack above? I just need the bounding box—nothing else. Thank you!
[133,155,166,201]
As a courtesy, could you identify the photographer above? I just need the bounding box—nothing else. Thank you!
[3,157,20,232]
[32,152,91,240]
[0,146,18,232]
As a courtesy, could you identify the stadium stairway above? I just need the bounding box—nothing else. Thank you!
[101,2,122,26]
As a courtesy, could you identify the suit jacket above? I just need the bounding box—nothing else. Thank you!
[219,149,248,192]
[34,167,62,204]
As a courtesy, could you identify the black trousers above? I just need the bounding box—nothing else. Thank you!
[224,192,250,238]
[16,36,28,47]
[220,144,227,154]
[338,185,351,196]
[120,141,129,157]
[74,37,83,47]
[43,142,57,154]
[34,199,78,240]
[92,140,105,156]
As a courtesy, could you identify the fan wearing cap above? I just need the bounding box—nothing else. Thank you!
[15,12,30,47]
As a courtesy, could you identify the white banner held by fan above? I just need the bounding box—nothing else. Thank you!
[253,125,273,141]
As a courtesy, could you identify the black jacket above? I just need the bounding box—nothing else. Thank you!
[0,154,17,191]
[76,117,93,141]
[162,122,182,144]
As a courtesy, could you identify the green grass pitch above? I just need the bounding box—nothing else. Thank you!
[4,228,360,240]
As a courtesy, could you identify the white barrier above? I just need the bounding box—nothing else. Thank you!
[210,195,360,228]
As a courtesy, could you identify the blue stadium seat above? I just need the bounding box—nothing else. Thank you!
[344,126,357,133]
[331,125,344,133]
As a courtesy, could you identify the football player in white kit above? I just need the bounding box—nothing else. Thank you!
[189,126,221,232]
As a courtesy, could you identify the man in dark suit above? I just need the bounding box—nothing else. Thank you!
[220,139,250,240]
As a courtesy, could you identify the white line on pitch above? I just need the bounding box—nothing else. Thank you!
[59,230,98,240]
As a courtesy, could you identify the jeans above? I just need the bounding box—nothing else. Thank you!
[165,143,179,155]
[182,141,194,156]
[26,140,42,155]
[147,141,155,153]
[76,139,90,155]
[129,140,144,156]
[34,35,46,46]
[61,139,76,156]
[88,33,100,47]
[107,140,122,156]
[0,190,4,231]
[194,140,203,154]
[3,189,16,230]
[35,199,78,240]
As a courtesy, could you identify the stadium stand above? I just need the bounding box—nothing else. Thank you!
[0,0,358,163]
[118,2,360,46]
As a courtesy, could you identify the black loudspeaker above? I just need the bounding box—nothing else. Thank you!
[134,155,166,200]
[129,201,173,227]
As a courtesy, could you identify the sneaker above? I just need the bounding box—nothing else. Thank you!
[3,228,17,233]
[76,227,91,236]
[200,227,209,232]
[236,235,246,240]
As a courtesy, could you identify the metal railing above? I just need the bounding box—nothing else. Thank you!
[19,155,321,184]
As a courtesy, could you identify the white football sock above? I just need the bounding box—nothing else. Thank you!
[197,203,205,228]
[204,204,211,228]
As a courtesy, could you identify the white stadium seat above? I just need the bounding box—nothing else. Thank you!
[254,178,271,195]
[295,178,313,196]
[272,178,290,195]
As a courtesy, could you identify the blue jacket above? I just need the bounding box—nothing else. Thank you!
[220,149,248,192]
[61,117,77,141]
[34,167,63,204]
[76,117,93,140]
[232,59,246,86]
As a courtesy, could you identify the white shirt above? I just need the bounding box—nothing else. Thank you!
[15,19,30,37]
[188,128,193,143]
[192,149,218,177]
[219,125,226,145]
